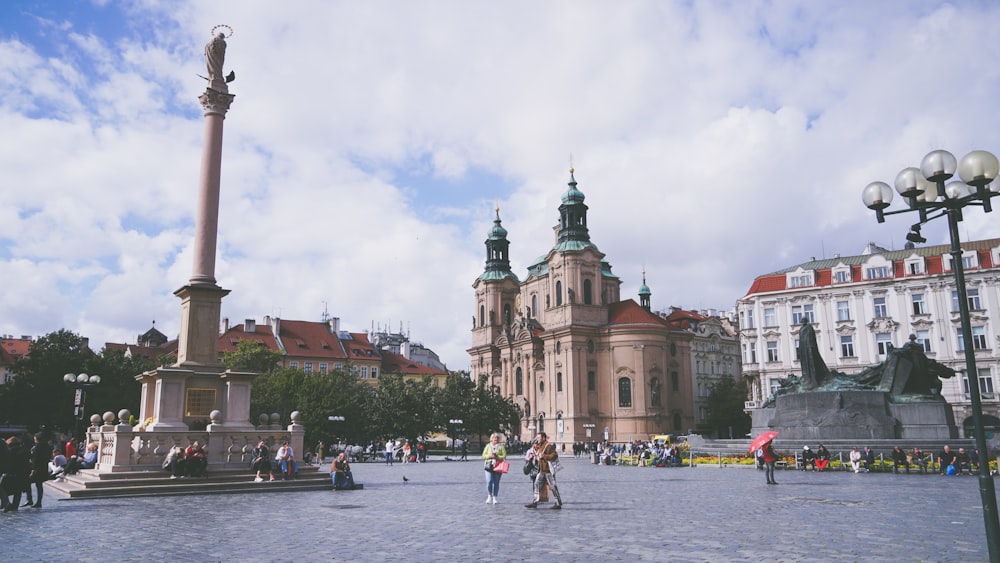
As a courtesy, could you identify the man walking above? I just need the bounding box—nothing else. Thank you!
[525,432,563,510]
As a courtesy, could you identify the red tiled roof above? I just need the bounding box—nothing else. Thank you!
[1,338,31,366]
[608,299,669,326]
[218,323,280,354]
[344,332,380,360]
[743,238,1000,297]
[380,350,447,376]
[661,308,707,330]
[273,320,347,359]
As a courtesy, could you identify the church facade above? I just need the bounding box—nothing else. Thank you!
[468,170,694,447]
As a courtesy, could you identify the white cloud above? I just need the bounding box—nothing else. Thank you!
[3,1,1000,367]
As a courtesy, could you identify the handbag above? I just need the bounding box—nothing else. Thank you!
[549,458,563,474]
[493,460,510,474]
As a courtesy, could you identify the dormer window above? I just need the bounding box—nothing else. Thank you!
[865,266,891,280]
[833,269,850,283]
[788,274,813,288]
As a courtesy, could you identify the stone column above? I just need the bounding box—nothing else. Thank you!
[189,87,234,286]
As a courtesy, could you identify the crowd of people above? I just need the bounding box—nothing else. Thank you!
[1,432,90,512]
[782,443,982,476]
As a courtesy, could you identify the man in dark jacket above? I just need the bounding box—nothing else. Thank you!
[28,433,50,507]
[3,436,30,512]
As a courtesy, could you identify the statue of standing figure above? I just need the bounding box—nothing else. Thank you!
[205,33,227,85]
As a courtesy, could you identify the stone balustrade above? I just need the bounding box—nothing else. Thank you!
[83,409,305,474]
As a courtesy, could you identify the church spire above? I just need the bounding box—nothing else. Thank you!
[639,268,651,311]
[558,166,590,244]
[481,205,514,280]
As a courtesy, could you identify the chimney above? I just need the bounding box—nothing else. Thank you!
[273,317,280,336]
[244,318,256,333]
[223,317,229,331]
[329,317,340,335]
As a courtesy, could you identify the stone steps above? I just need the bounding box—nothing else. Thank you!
[45,465,347,499]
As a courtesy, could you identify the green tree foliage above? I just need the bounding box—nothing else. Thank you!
[703,375,751,439]
[248,367,521,449]
[0,330,155,433]
[222,339,283,374]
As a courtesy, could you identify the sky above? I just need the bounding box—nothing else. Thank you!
[3,0,1000,369]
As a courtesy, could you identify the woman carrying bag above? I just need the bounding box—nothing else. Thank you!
[482,432,508,505]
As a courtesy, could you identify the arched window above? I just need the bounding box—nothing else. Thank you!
[537,414,545,433]
[583,279,593,305]
[555,281,563,306]
[479,305,485,328]
[618,377,632,408]
[531,294,538,316]
[557,372,563,392]
[515,367,523,396]
[671,371,679,391]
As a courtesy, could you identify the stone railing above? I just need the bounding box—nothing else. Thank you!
[84,410,305,474]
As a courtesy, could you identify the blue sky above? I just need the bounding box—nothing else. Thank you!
[3,1,1000,368]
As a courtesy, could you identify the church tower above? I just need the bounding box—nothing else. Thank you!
[469,208,520,382]
[639,270,652,311]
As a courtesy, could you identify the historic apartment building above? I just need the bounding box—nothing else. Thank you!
[660,308,741,434]
[468,169,695,446]
[738,238,1000,436]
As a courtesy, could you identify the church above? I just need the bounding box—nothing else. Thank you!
[468,169,694,447]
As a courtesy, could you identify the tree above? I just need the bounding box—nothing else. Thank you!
[0,330,97,432]
[222,340,283,374]
[703,375,751,439]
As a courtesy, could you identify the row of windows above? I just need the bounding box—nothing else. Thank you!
[745,326,991,363]
[513,368,679,407]
[811,256,978,287]
[285,361,377,378]
[747,289,984,329]
[694,359,736,376]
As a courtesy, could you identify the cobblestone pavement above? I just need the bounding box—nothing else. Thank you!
[3,456,995,562]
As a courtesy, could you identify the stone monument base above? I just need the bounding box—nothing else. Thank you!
[752,390,957,440]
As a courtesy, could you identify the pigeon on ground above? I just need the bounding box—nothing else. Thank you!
[402,476,409,482]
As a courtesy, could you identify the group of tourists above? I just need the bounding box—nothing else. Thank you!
[250,440,300,482]
[1,432,94,512]
[478,431,564,510]
[161,441,209,479]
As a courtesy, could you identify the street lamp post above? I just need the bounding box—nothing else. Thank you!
[449,418,463,455]
[63,372,101,444]
[328,415,345,452]
[863,148,1000,559]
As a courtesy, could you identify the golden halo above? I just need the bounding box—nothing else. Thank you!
[211,24,233,38]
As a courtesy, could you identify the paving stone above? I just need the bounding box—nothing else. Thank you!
[3,457,994,561]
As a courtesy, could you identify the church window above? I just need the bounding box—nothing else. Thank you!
[556,281,563,306]
[531,295,538,317]
[671,371,679,391]
[515,367,523,396]
[479,305,485,327]
[618,377,632,408]
[583,279,593,304]
[557,372,563,392]
[587,370,596,391]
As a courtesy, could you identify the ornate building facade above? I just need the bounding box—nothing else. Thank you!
[468,170,694,447]
[738,239,1000,436]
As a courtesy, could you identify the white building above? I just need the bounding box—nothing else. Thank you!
[738,238,1000,437]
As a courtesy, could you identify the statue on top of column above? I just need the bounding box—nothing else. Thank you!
[205,33,227,84]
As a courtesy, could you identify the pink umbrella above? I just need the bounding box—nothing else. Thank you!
[748,430,779,454]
